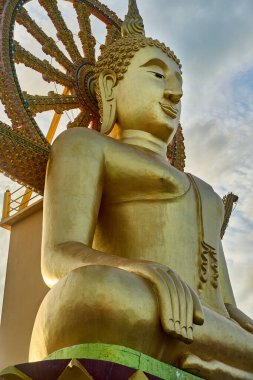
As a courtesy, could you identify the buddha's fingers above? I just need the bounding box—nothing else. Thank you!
[126,262,177,335]
[169,273,194,343]
[181,281,194,343]
[169,271,189,342]
[152,269,175,334]
[157,269,181,337]
[189,287,204,326]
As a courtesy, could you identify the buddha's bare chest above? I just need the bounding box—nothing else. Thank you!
[102,143,188,203]
[98,143,221,260]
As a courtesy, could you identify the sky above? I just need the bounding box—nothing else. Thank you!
[0,0,253,321]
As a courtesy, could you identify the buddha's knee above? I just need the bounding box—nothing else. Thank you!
[30,265,167,361]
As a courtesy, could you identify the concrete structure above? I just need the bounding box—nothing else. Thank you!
[0,200,48,368]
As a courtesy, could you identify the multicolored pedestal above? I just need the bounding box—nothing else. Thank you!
[0,344,202,380]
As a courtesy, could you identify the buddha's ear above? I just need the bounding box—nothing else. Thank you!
[98,69,117,135]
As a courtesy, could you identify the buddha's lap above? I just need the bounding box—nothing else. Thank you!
[31,265,167,359]
[31,265,253,367]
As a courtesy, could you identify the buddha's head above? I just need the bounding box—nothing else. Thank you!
[95,0,183,144]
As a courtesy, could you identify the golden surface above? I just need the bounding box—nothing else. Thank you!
[121,0,145,37]
[221,193,238,239]
[129,371,149,380]
[19,188,33,212]
[29,2,253,379]
[57,359,93,380]
[2,190,11,219]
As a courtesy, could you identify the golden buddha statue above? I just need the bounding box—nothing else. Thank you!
[29,1,253,378]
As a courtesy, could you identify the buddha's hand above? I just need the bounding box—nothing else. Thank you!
[124,261,204,344]
[225,303,253,334]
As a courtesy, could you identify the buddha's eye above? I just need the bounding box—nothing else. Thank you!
[147,71,165,79]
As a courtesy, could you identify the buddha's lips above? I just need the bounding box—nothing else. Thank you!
[159,102,178,119]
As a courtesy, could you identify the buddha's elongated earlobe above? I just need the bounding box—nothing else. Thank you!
[99,70,117,135]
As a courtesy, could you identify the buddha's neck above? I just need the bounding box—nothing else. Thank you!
[119,130,167,158]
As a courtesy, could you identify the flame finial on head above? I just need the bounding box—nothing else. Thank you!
[121,0,145,37]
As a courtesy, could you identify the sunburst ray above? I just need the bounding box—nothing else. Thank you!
[14,41,74,88]
[23,91,80,115]
[73,2,96,64]
[38,0,83,64]
[16,7,73,72]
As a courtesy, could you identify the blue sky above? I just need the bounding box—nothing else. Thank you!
[0,0,253,318]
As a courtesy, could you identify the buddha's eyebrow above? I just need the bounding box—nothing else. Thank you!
[140,58,168,72]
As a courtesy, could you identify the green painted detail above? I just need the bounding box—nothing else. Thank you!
[46,343,202,380]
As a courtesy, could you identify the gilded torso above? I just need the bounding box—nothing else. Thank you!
[90,130,227,316]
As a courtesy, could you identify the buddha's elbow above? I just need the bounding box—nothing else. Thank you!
[42,271,57,288]
[41,244,62,288]
[41,241,88,287]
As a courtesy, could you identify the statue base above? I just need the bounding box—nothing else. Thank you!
[0,343,202,380]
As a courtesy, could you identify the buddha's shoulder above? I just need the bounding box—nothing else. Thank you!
[189,173,224,212]
[189,173,213,191]
[52,127,122,151]
[53,127,106,148]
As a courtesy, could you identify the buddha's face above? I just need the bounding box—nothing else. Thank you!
[115,46,183,143]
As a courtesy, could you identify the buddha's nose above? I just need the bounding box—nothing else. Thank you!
[163,88,183,104]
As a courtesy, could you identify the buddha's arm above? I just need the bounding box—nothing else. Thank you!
[41,128,108,286]
[219,241,253,333]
